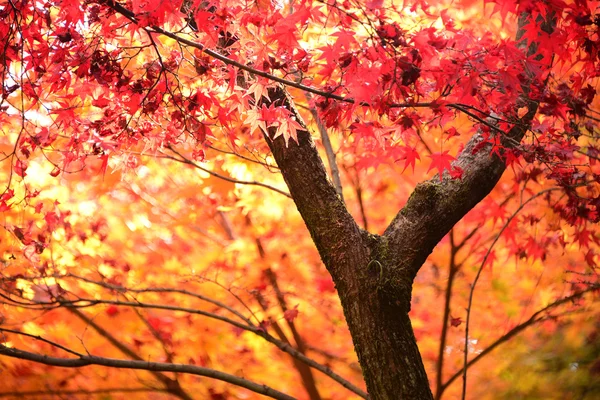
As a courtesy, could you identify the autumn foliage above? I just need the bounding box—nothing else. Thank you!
[0,0,599,399]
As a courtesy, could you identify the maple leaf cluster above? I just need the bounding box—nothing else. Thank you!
[0,0,599,398]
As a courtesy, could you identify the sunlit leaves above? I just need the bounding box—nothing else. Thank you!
[427,151,455,181]
[1,0,599,398]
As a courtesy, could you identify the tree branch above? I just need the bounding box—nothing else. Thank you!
[21,296,368,398]
[0,327,83,357]
[0,345,296,400]
[439,286,598,396]
[166,146,291,198]
[461,187,561,399]
[247,219,322,400]
[0,388,166,398]
[383,12,547,284]
[264,268,322,400]
[434,230,459,400]
[67,307,193,400]
[343,165,369,230]
[304,92,344,202]
[261,86,365,281]
[55,273,253,326]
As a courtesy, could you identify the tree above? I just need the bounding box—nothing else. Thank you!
[0,0,599,399]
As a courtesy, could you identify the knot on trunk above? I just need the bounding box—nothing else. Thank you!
[366,235,414,313]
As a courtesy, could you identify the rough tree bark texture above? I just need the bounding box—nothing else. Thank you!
[262,12,547,399]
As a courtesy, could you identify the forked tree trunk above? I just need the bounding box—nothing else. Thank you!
[261,11,548,399]
[102,3,550,397]
[264,93,436,398]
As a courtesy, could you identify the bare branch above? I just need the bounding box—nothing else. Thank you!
[207,144,280,171]
[461,187,560,397]
[56,273,254,326]
[440,287,598,395]
[6,295,367,398]
[0,388,166,398]
[304,92,344,202]
[0,345,296,400]
[66,307,193,400]
[264,268,322,400]
[342,165,369,230]
[248,221,322,400]
[0,328,83,357]
[434,230,459,400]
[166,145,291,198]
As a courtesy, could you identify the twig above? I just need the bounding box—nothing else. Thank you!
[304,92,344,202]
[442,287,597,395]
[247,215,322,400]
[66,307,192,400]
[0,328,82,357]
[461,187,561,398]
[264,268,322,400]
[342,164,368,230]
[434,230,459,400]
[0,388,166,398]
[46,273,254,326]
[166,146,291,198]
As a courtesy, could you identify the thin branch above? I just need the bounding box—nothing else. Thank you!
[264,268,322,400]
[166,145,291,198]
[342,164,368,230]
[441,287,598,395]
[125,181,228,246]
[55,298,367,398]
[454,224,482,252]
[57,273,253,326]
[415,124,434,155]
[252,292,322,400]
[248,216,322,400]
[0,388,166,398]
[453,193,513,254]
[66,307,193,400]
[207,144,280,171]
[434,230,459,400]
[0,328,82,357]
[0,345,296,400]
[131,306,175,362]
[218,210,236,241]
[304,92,344,202]
[62,298,254,342]
[461,187,561,398]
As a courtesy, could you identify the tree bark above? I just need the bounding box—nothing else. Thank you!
[264,88,434,399]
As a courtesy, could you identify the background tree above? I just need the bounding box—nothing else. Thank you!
[0,0,599,399]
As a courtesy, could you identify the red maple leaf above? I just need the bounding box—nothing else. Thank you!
[283,305,299,322]
[398,145,420,173]
[106,305,119,317]
[15,160,27,178]
[427,151,455,181]
[585,249,596,268]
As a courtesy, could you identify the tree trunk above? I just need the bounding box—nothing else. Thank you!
[262,10,546,394]
[263,88,434,399]
[334,238,434,399]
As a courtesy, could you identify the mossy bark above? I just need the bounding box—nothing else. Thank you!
[264,87,435,399]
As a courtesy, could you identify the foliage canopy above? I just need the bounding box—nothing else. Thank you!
[0,0,599,399]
